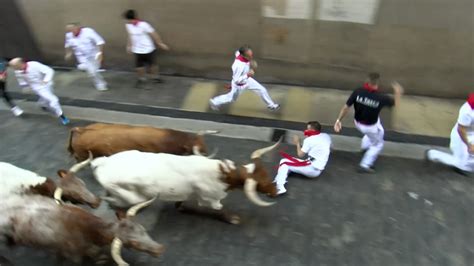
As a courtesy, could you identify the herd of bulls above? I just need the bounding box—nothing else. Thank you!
[0,123,282,265]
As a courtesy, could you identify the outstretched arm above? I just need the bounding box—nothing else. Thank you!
[150,31,169,50]
[334,105,350,133]
[391,81,404,107]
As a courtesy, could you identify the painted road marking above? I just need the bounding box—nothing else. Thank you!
[182,82,218,112]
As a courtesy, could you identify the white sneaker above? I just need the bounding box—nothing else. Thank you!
[268,104,280,111]
[11,106,24,117]
[96,86,109,91]
[276,186,287,196]
[209,100,219,111]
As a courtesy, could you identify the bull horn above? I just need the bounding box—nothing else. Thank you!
[193,146,219,159]
[69,151,93,173]
[206,148,218,159]
[192,146,203,156]
[54,188,64,205]
[197,130,220,135]
[126,196,157,218]
[244,179,275,207]
[250,137,282,159]
[111,237,129,266]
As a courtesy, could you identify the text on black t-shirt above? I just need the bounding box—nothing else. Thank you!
[346,87,394,125]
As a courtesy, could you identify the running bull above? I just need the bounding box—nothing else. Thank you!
[76,139,281,224]
[0,194,163,265]
[0,161,100,208]
[67,123,218,161]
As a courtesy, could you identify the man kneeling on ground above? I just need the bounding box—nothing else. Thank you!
[274,121,331,195]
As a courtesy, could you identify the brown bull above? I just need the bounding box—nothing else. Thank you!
[1,194,163,265]
[67,123,217,161]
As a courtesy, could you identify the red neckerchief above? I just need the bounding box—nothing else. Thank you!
[130,19,141,26]
[304,129,321,137]
[468,93,474,109]
[22,62,28,73]
[363,82,378,92]
[236,54,249,63]
[73,28,82,37]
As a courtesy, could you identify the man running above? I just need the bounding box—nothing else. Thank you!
[9,58,70,125]
[65,22,108,91]
[274,121,331,195]
[426,93,474,175]
[209,45,280,111]
[333,73,403,173]
[123,9,169,88]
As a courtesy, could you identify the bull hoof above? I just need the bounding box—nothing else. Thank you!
[225,214,241,225]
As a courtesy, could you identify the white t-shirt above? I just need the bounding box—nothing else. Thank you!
[14,61,54,90]
[301,133,331,170]
[456,102,474,139]
[65,27,105,63]
[125,21,156,54]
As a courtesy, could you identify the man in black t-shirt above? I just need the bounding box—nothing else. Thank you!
[334,73,403,173]
[0,57,23,116]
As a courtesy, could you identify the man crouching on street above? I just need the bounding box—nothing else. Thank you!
[274,121,331,195]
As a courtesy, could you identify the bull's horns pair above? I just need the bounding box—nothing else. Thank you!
[69,151,94,173]
[111,196,157,266]
[243,138,283,207]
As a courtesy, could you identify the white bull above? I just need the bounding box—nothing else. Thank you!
[78,140,281,219]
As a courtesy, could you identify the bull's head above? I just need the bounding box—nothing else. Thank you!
[111,197,164,266]
[55,155,101,208]
[220,139,281,206]
[192,130,219,158]
[243,138,281,203]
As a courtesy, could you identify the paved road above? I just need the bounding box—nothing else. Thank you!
[0,112,473,266]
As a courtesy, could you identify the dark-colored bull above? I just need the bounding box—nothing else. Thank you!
[67,123,217,161]
[1,195,163,265]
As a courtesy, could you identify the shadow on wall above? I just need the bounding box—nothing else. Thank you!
[0,0,42,61]
[12,0,474,98]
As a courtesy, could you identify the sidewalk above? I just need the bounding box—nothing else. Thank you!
[5,68,463,140]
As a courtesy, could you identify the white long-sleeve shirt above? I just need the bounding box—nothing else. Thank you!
[65,27,105,63]
[232,51,251,85]
[14,61,54,90]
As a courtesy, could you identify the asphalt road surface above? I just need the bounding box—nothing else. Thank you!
[0,112,473,266]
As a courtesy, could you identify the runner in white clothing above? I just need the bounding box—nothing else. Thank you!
[65,23,108,91]
[209,45,280,111]
[123,9,169,88]
[426,93,474,175]
[8,58,70,125]
[274,121,331,195]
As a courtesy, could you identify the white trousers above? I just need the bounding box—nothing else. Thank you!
[77,56,106,90]
[274,157,322,187]
[428,126,474,172]
[32,83,63,117]
[210,78,277,108]
[355,119,385,168]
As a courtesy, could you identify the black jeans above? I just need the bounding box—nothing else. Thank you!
[0,81,15,108]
